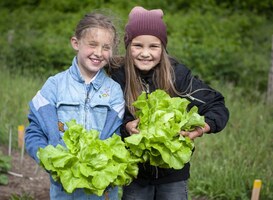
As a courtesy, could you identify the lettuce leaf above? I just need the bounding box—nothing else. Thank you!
[37,120,139,196]
[125,89,205,169]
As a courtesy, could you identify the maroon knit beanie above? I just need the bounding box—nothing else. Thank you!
[124,6,167,48]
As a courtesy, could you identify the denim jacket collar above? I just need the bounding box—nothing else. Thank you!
[69,56,107,90]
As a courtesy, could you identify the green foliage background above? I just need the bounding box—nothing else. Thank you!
[0,0,273,199]
[0,0,272,95]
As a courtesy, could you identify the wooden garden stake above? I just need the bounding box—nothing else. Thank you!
[18,125,25,165]
[251,179,262,200]
[18,125,25,148]
[8,128,12,156]
[20,136,25,165]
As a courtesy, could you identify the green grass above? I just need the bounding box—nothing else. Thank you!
[0,67,44,147]
[0,68,272,199]
[189,82,273,199]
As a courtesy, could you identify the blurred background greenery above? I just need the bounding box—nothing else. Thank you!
[1,0,273,95]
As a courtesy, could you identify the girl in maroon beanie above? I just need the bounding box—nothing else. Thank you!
[111,6,229,200]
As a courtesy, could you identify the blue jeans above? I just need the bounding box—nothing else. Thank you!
[50,182,119,200]
[122,180,188,200]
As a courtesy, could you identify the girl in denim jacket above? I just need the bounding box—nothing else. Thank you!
[25,11,124,200]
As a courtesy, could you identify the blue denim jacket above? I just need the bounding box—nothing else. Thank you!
[25,57,124,199]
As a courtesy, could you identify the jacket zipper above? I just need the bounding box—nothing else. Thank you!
[145,83,150,94]
[84,85,91,128]
[141,78,150,96]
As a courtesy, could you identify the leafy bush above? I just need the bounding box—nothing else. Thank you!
[166,7,272,95]
[0,150,11,185]
[0,2,127,77]
[0,7,77,77]
[1,1,272,95]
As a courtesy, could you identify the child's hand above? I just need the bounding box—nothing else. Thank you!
[180,123,210,140]
[126,119,140,135]
[180,127,204,140]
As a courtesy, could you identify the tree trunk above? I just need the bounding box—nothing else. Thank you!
[267,35,273,104]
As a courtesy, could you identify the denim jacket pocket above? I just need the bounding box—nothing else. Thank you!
[89,103,109,133]
[57,101,81,130]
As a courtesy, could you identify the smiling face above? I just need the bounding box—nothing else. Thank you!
[71,28,114,82]
[130,35,162,72]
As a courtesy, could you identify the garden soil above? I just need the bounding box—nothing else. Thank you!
[0,146,50,200]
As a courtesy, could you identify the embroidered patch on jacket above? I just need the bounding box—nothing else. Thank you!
[99,87,110,98]
[58,121,65,132]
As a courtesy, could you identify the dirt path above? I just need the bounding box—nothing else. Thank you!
[0,146,50,200]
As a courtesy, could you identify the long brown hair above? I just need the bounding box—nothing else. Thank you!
[124,43,180,116]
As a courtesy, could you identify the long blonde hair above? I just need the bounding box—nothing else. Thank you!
[124,43,180,116]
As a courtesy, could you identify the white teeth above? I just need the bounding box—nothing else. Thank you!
[91,58,101,64]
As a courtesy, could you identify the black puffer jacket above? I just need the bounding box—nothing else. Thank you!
[111,59,229,185]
